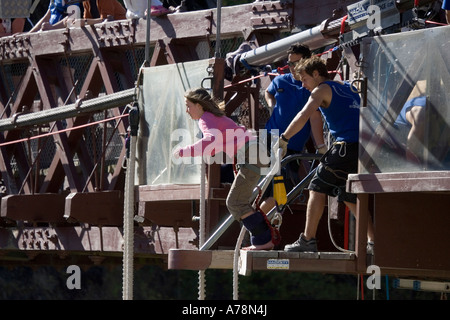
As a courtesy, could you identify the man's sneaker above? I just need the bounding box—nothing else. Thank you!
[284,233,317,252]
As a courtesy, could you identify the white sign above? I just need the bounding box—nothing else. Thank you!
[267,259,289,270]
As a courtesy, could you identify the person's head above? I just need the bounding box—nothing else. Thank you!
[295,56,330,91]
[286,44,311,77]
[184,88,225,120]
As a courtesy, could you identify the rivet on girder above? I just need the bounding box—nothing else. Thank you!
[48,234,58,244]
[205,11,213,20]
[114,23,122,32]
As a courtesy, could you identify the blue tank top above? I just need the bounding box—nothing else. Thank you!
[319,81,360,143]
[265,73,311,151]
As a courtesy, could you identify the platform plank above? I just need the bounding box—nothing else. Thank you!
[1,194,66,223]
[348,171,450,193]
[168,249,235,270]
[168,249,356,275]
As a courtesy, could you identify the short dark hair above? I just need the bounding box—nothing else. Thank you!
[287,44,311,58]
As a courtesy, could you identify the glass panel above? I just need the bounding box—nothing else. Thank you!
[359,27,450,173]
[137,59,211,185]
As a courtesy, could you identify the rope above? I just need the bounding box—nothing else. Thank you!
[224,72,278,89]
[425,20,448,26]
[360,274,365,300]
[82,108,129,192]
[232,226,247,300]
[327,200,355,254]
[198,159,207,300]
[199,160,206,248]
[198,0,224,300]
[323,143,356,254]
[122,14,148,296]
[0,113,128,147]
[198,270,206,300]
[144,0,152,65]
[122,131,136,300]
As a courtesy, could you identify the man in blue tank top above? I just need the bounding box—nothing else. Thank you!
[265,44,326,192]
[265,44,325,155]
[279,56,374,253]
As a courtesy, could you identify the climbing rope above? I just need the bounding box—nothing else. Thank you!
[232,226,247,300]
[122,103,138,300]
[198,159,207,300]
[122,12,148,297]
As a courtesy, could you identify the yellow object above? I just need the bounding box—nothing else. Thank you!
[273,175,287,206]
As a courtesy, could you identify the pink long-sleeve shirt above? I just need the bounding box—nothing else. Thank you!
[179,112,256,160]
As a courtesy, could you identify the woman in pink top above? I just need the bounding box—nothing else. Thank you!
[173,88,277,250]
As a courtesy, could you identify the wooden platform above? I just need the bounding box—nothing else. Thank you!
[168,249,356,276]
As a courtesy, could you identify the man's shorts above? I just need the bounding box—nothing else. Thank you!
[308,142,358,203]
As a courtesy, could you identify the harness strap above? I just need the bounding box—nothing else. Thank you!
[253,188,281,246]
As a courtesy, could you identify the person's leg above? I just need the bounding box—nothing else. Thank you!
[150,0,172,16]
[303,191,326,240]
[226,166,275,250]
[283,151,333,252]
[259,197,276,214]
[240,210,275,250]
[284,190,325,252]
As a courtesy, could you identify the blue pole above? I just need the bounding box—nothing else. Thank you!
[385,275,390,300]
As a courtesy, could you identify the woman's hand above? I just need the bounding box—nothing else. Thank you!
[173,148,181,159]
